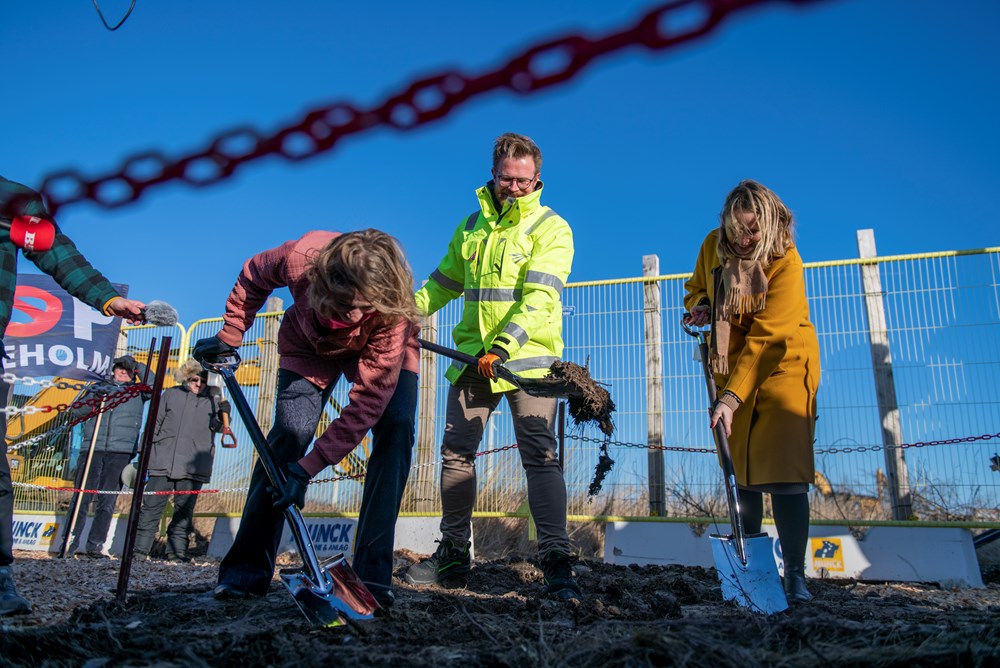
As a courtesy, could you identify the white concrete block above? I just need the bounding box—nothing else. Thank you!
[604,521,984,588]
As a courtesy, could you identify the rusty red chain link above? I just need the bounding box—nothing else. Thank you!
[38,0,828,215]
[6,383,151,453]
[61,384,151,426]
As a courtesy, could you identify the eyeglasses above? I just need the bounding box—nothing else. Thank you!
[496,174,536,188]
[187,377,204,384]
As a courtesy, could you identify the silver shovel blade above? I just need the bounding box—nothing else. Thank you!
[279,554,380,627]
[710,533,788,615]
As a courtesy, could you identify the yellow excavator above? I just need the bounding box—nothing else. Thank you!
[4,377,82,488]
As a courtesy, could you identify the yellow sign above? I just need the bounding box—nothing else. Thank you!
[810,537,845,572]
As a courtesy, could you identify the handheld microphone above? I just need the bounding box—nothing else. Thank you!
[142,300,179,326]
[8,215,56,252]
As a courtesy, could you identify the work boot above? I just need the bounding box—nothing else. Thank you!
[540,551,582,600]
[404,539,471,587]
[0,566,32,616]
[213,583,251,600]
[784,567,813,603]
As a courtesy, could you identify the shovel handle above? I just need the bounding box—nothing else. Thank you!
[418,338,526,390]
[195,350,333,594]
[681,315,748,563]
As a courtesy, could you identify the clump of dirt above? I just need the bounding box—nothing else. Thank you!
[587,442,615,498]
[541,360,617,497]
[546,360,616,437]
[4,550,999,667]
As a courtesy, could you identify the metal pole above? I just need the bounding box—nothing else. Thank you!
[642,254,666,516]
[857,229,912,520]
[116,336,171,602]
[58,398,106,558]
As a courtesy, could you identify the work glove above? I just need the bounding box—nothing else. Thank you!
[270,461,310,511]
[192,335,237,365]
[477,352,502,380]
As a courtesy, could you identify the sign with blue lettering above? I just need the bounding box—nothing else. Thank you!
[278,518,358,558]
[12,518,60,549]
[3,274,128,381]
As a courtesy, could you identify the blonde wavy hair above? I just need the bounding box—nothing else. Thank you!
[492,132,542,173]
[305,229,419,325]
[717,180,795,266]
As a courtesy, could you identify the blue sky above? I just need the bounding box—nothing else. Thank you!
[4,0,998,325]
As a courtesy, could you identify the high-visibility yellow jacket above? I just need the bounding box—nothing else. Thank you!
[415,182,574,392]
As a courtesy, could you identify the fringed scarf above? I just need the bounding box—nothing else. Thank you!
[711,238,769,374]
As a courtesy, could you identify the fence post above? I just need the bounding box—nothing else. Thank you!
[857,229,912,520]
[413,310,439,513]
[256,296,283,438]
[642,254,666,516]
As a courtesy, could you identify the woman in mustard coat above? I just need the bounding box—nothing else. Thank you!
[683,180,820,602]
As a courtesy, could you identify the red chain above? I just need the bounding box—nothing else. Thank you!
[38,0,828,215]
[65,384,150,427]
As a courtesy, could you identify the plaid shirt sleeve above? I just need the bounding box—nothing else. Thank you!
[24,226,122,313]
[0,177,121,335]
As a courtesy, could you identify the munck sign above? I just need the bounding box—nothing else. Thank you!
[3,274,127,381]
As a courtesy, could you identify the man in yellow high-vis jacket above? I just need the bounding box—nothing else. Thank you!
[404,133,580,599]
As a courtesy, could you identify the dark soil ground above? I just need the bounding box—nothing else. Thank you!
[2,549,999,668]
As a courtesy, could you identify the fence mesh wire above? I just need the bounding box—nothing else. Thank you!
[8,247,1000,525]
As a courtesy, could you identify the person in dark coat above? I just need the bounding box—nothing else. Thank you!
[133,359,230,561]
[66,355,151,558]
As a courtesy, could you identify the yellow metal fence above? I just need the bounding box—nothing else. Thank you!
[9,245,1000,526]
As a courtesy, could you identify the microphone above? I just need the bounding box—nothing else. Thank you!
[142,300,179,326]
[8,215,56,252]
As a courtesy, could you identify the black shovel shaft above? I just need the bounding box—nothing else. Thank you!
[418,338,525,390]
[682,316,748,563]
[202,354,332,595]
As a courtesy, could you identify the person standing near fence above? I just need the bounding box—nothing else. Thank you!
[66,355,150,559]
[683,179,821,603]
[193,229,420,607]
[133,359,231,562]
[403,133,580,599]
[0,174,148,616]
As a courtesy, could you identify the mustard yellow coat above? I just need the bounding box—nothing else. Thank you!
[684,229,820,486]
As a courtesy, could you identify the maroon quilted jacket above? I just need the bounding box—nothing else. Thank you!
[216,230,419,476]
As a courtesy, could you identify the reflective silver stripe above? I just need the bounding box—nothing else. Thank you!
[524,270,564,295]
[464,211,480,231]
[431,268,463,293]
[450,360,468,373]
[505,356,559,372]
[464,288,520,302]
[525,209,557,235]
[502,322,529,347]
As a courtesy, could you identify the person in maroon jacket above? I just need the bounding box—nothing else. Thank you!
[193,229,420,607]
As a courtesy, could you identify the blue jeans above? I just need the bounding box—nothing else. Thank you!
[218,369,416,598]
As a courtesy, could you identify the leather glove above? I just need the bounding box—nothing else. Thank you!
[270,461,310,511]
[477,352,502,380]
[192,335,237,365]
